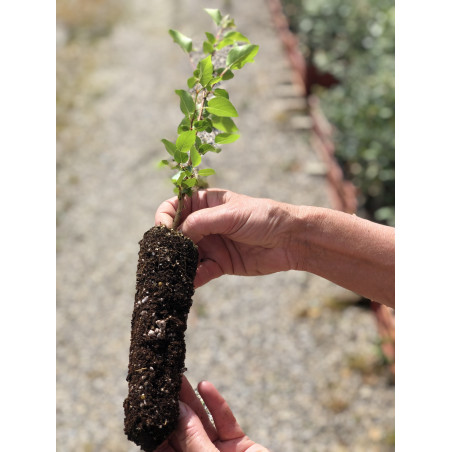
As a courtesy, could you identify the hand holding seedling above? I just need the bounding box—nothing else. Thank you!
[155,376,269,452]
[156,189,395,308]
[160,8,259,229]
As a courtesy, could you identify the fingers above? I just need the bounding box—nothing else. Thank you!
[194,259,224,288]
[169,401,217,452]
[155,197,178,228]
[197,381,245,441]
[180,204,238,244]
[154,189,230,233]
[179,376,218,441]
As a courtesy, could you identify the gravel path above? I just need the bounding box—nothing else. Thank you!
[56,1,394,451]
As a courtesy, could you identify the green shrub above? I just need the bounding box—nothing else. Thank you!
[283,0,395,226]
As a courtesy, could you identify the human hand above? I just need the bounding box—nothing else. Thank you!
[155,189,301,287]
[155,376,269,452]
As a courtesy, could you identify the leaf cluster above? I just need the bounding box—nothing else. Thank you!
[283,0,394,225]
[161,9,259,211]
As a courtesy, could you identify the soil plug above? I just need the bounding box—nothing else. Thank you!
[124,226,198,450]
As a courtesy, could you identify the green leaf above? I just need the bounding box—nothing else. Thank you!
[174,149,189,164]
[172,170,184,184]
[176,130,196,152]
[205,32,216,44]
[215,132,240,144]
[177,117,191,133]
[182,177,197,188]
[158,159,170,168]
[190,147,202,167]
[187,76,197,89]
[161,139,177,156]
[168,29,193,53]
[210,115,238,132]
[193,118,212,132]
[222,16,235,28]
[204,8,222,25]
[203,40,214,54]
[226,44,259,70]
[209,76,222,87]
[223,30,250,43]
[221,69,234,80]
[206,97,238,117]
[199,143,216,154]
[198,168,216,177]
[214,88,229,99]
[217,31,250,50]
[198,55,213,87]
[175,89,195,116]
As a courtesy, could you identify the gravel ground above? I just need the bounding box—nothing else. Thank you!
[56,1,394,451]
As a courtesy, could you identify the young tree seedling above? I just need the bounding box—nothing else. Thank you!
[124,10,259,451]
[160,8,259,228]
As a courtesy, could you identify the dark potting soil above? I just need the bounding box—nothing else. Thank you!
[124,225,198,451]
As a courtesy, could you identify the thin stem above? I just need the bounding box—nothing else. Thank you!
[196,91,208,122]
[172,188,184,230]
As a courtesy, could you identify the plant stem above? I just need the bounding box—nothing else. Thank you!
[197,91,208,121]
[172,189,184,230]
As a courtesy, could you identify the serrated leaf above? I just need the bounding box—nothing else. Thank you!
[198,168,216,177]
[175,89,195,116]
[214,88,229,99]
[161,139,177,156]
[215,132,240,144]
[176,130,196,152]
[198,55,213,87]
[226,44,259,70]
[168,29,192,53]
[190,147,202,167]
[206,97,238,117]
[210,115,238,132]
[204,8,222,25]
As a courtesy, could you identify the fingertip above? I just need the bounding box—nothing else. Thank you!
[178,400,190,419]
[197,380,213,392]
[194,259,223,289]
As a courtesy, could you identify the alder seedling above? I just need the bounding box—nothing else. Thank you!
[160,8,259,228]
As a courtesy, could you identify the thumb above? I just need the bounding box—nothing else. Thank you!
[180,204,236,244]
[170,401,217,452]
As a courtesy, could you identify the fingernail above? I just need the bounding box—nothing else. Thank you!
[178,401,188,418]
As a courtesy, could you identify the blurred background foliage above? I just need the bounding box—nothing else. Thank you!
[282,0,395,226]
